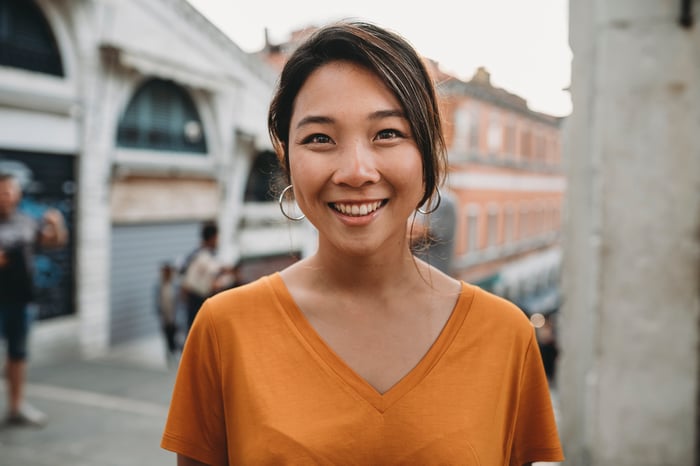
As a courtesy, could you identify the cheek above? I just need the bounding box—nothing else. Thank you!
[402,151,426,185]
[288,156,322,202]
[287,155,308,188]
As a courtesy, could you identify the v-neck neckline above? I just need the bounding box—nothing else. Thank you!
[269,273,475,413]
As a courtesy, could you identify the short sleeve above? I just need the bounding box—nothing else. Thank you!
[161,300,228,465]
[509,331,565,465]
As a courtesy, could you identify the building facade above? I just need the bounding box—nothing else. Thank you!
[436,65,565,314]
[0,0,312,360]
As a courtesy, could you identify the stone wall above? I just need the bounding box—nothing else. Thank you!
[559,1,700,464]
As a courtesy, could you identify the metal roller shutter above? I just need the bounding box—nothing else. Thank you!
[109,222,199,345]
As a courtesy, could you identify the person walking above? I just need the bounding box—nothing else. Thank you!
[162,21,563,465]
[179,222,230,331]
[0,172,67,427]
[156,262,180,367]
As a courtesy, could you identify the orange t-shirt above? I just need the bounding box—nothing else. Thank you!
[161,273,563,465]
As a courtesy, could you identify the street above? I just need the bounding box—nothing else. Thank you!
[0,336,177,466]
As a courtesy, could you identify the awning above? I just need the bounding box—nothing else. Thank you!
[100,43,240,91]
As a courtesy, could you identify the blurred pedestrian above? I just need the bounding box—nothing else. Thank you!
[179,222,231,331]
[156,262,180,367]
[162,21,563,465]
[537,316,560,385]
[0,172,67,427]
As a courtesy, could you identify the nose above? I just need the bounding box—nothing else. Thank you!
[331,139,381,187]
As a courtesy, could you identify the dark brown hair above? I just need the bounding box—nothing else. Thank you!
[267,20,447,209]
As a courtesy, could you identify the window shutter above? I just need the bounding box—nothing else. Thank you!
[117,79,208,154]
[0,0,64,76]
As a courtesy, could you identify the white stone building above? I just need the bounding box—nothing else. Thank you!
[0,0,312,360]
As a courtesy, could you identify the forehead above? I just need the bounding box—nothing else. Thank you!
[0,178,20,191]
[291,61,400,120]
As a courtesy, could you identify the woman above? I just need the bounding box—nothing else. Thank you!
[162,21,563,466]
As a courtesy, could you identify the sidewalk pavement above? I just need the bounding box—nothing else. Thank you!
[0,334,178,466]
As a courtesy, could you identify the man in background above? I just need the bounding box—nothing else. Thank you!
[180,222,234,331]
[0,172,67,427]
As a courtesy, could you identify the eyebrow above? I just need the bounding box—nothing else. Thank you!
[295,115,334,129]
[369,109,406,121]
[294,109,406,130]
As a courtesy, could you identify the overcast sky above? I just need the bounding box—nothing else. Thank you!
[186,0,572,117]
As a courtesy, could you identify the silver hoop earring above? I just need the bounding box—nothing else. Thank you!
[278,185,305,221]
[417,188,442,215]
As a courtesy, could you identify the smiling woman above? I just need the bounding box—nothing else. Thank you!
[161,21,564,466]
[285,60,425,254]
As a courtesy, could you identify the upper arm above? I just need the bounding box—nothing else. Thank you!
[162,303,228,464]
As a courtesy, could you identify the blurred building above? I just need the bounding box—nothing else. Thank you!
[0,0,313,359]
[263,29,566,316]
[436,65,564,314]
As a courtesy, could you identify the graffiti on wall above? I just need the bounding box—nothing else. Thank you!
[0,150,75,320]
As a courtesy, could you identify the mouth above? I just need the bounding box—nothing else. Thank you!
[330,200,387,217]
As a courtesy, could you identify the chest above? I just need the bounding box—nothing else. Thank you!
[0,216,37,249]
[222,332,514,466]
[302,295,456,394]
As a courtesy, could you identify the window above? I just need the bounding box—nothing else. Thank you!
[487,112,502,155]
[504,205,515,244]
[0,0,63,76]
[534,130,546,162]
[535,203,546,236]
[468,106,480,153]
[452,105,470,154]
[504,118,516,157]
[521,128,532,161]
[466,205,480,253]
[486,205,499,248]
[518,204,530,239]
[117,79,207,153]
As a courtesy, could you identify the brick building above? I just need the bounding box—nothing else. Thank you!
[436,65,565,311]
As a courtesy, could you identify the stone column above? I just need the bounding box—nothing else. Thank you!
[73,1,117,357]
[559,1,700,464]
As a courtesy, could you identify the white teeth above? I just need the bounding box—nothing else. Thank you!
[333,201,382,217]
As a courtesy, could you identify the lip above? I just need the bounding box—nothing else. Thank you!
[328,199,388,225]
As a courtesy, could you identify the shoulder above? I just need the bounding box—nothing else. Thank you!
[194,273,290,344]
[201,273,282,319]
[460,282,534,339]
[0,212,38,239]
[8,212,36,228]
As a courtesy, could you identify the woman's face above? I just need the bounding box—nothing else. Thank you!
[288,60,424,256]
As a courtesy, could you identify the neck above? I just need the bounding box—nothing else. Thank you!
[306,245,424,295]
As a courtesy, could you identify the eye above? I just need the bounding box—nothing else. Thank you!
[301,133,333,145]
[375,128,406,141]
